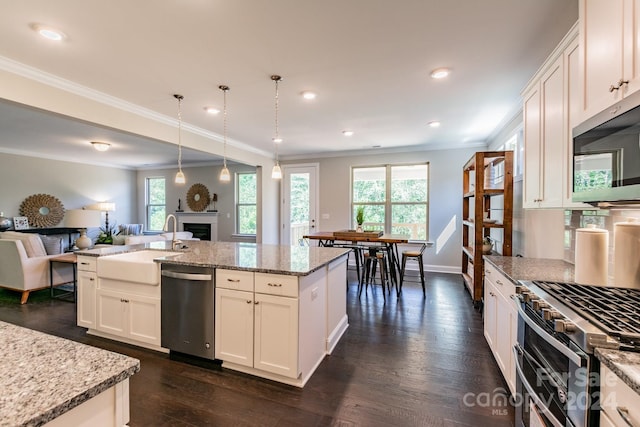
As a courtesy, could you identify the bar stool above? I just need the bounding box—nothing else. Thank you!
[399,242,427,296]
[358,249,390,300]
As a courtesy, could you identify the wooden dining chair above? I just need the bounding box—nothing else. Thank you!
[399,241,427,296]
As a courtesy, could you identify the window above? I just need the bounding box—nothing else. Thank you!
[146,177,166,231]
[352,164,428,239]
[237,172,257,234]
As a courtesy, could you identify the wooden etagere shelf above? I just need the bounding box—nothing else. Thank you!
[461,151,513,305]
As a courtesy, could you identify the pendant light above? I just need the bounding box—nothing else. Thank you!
[174,94,186,185]
[271,75,283,180]
[219,85,231,182]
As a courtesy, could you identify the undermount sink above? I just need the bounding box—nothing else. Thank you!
[97,250,182,285]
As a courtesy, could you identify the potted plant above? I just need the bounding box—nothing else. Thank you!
[355,206,365,232]
[482,236,494,254]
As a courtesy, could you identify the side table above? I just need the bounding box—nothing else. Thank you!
[50,253,78,302]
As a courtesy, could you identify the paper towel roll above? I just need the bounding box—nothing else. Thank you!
[614,218,640,288]
[574,224,609,286]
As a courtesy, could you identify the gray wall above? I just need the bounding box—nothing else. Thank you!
[0,152,137,228]
[282,147,479,273]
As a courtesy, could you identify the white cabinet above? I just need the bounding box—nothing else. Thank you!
[483,261,517,395]
[600,364,640,426]
[579,0,640,122]
[77,256,97,329]
[96,289,161,347]
[215,269,300,379]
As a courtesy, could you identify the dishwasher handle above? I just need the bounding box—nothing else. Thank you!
[161,270,212,281]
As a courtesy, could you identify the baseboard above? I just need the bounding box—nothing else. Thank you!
[348,261,461,275]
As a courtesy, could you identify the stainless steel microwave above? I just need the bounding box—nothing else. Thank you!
[573,90,640,206]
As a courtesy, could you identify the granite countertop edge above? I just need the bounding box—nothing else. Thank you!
[30,365,140,427]
[595,348,640,394]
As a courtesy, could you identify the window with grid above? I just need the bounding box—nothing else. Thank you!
[237,172,257,235]
[352,164,429,239]
[146,177,166,231]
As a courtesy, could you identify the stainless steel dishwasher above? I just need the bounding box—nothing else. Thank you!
[161,264,214,359]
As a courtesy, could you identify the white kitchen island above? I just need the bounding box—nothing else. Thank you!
[76,241,349,388]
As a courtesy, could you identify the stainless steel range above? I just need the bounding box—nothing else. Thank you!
[513,280,640,427]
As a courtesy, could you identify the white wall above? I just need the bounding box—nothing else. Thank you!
[0,152,137,227]
[282,147,479,272]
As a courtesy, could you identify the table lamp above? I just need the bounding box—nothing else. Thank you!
[98,202,116,232]
[65,209,101,249]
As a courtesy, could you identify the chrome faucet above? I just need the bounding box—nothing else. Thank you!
[163,214,182,250]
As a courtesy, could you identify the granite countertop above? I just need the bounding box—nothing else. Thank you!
[484,255,575,283]
[78,241,350,276]
[595,348,640,394]
[0,321,139,427]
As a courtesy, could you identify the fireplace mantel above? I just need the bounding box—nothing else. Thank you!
[175,212,218,241]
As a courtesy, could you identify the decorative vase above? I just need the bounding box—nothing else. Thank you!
[356,225,363,232]
[0,212,12,230]
[482,243,493,254]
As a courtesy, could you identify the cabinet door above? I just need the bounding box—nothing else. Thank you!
[127,295,161,346]
[523,85,541,208]
[96,289,126,336]
[254,293,299,378]
[496,291,517,395]
[77,270,96,329]
[215,288,254,367]
[581,0,625,119]
[483,280,497,353]
[539,56,565,208]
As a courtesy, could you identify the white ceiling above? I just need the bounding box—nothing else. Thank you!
[0,0,578,169]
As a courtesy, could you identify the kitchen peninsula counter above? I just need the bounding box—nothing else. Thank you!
[0,321,139,426]
[484,255,575,283]
[79,240,350,276]
[595,348,640,394]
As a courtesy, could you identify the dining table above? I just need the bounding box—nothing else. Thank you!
[303,230,411,294]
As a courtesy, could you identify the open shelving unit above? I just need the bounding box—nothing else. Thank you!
[462,151,513,305]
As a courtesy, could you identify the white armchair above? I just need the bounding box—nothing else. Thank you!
[0,239,75,304]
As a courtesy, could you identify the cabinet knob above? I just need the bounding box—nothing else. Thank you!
[89,278,94,281]
[246,300,252,304]
[254,301,259,305]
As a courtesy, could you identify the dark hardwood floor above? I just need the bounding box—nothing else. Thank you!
[0,271,515,426]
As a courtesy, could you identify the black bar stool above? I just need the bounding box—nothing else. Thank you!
[399,242,427,296]
[358,248,390,300]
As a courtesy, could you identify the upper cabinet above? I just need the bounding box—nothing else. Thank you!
[522,24,587,209]
[579,0,640,122]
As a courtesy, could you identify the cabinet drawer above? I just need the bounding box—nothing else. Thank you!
[600,365,640,426]
[255,273,298,297]
[216,269,254,292]
[484,262,515,301]
[77,256,97,272]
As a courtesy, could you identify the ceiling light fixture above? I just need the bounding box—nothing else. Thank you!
[271,75,283,180]
[301,91,317,100]
[204,106,220,115]
[342,130,354,137]
[31,24,66,41]
[219,85,231,182]
[430,68,451,79]
[91,141,110,152]
[173,94,186,185]
[428,121,441,128]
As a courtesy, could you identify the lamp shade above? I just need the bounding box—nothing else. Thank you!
[64,209,101,228]
[98,202,116,212]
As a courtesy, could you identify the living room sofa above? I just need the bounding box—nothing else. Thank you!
[0,232,75,304]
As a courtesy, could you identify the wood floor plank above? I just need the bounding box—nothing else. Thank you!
[0,272,515,426]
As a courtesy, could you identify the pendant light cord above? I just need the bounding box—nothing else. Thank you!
[175,94,184,172]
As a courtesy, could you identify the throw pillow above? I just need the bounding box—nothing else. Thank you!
[118,224,143,235]
[40,235,63,255]
[0,231,47,257]
[112,234,126,245]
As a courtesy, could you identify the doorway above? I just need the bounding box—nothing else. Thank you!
[281,164,319,245]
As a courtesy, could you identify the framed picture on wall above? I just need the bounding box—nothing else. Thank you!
[13,216,29,230]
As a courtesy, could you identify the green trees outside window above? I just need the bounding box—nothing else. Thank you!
[146,177,166,231]
[237,172,257,234]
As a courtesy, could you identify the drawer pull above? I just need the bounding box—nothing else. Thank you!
[89,278,95,281]
[227,278,240,283]
[246,300,252,304]
[496,279,503,286]
[80,262,90,265]
[268,283,283,287]
[254,301,259,305]
[617,407,636,427]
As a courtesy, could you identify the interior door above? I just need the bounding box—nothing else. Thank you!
[281,164,318,245]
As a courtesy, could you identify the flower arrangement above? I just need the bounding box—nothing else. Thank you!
[356,206,365,225]
[96,222,118,244]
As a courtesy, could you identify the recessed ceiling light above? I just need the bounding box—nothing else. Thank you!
[301,91,317,100]
[31,24,66,41]
[342,130,354,137]
[204,107,220,115]
[91,141,110,152]
[430,68,451,79]
[428,121,441,128]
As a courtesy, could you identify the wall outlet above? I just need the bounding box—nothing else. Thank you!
[311,288,318,300]
[321,213,330,219]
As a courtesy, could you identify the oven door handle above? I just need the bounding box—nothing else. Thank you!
[513,345,565,427]
[512,296,583,365]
